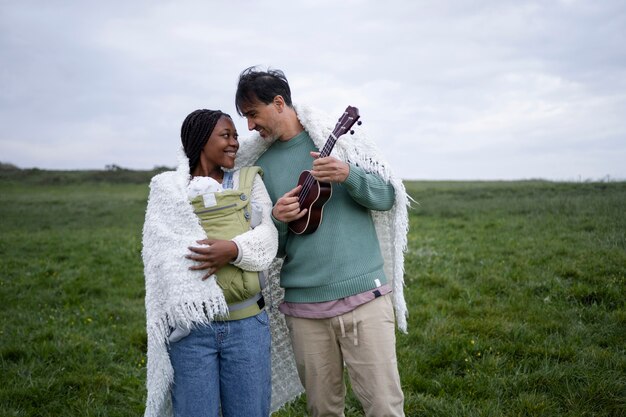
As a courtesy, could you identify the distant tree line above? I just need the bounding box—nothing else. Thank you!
[0,162,19,171]
[0,162,174,185]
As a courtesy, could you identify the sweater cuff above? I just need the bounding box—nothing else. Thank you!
[271,213,289,235]
[342,163,364,191]
[230,239,243,265]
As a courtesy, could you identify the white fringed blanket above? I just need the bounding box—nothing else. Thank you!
[142,151,303,416]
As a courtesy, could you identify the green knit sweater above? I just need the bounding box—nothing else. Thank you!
[256,131,395,303]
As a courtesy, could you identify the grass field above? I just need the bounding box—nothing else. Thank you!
[1,169,624,416]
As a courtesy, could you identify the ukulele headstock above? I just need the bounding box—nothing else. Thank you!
[332,106,362,138]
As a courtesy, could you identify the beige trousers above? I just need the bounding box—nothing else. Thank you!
[285,294,405,417]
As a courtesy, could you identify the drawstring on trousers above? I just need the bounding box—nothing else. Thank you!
[338,315,359,346]
[339,315,346,338]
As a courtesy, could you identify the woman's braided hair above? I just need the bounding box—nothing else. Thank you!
[180,109,230,173]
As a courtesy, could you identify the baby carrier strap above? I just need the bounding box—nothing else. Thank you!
[235,166,263,196]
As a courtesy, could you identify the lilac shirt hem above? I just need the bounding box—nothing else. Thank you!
[279,283,392,319]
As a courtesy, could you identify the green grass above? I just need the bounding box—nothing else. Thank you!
[0,175,149,416]
[1,172,624,416]
[397,181,625,417]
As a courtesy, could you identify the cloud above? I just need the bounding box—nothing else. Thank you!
[1,0,625,180]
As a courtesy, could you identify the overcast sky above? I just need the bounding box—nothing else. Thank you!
[1,0,625,180]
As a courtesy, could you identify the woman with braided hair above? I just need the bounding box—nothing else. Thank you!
[142,109,280,417]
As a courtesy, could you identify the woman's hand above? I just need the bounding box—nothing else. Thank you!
[186,239,239,280]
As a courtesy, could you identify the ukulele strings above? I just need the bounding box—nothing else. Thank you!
[298,131,338,204]
[298,112,351,205]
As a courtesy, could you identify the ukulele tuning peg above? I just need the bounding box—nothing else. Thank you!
[357,121,362,125]
[350,130,355,135]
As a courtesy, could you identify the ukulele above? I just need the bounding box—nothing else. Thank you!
[288,106,362,235]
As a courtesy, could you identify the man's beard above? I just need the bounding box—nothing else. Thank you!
[261,132,279,144]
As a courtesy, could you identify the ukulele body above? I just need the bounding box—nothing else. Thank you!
[288,170,332,235]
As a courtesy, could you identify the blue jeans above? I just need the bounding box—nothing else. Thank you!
[168,311,271,417]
